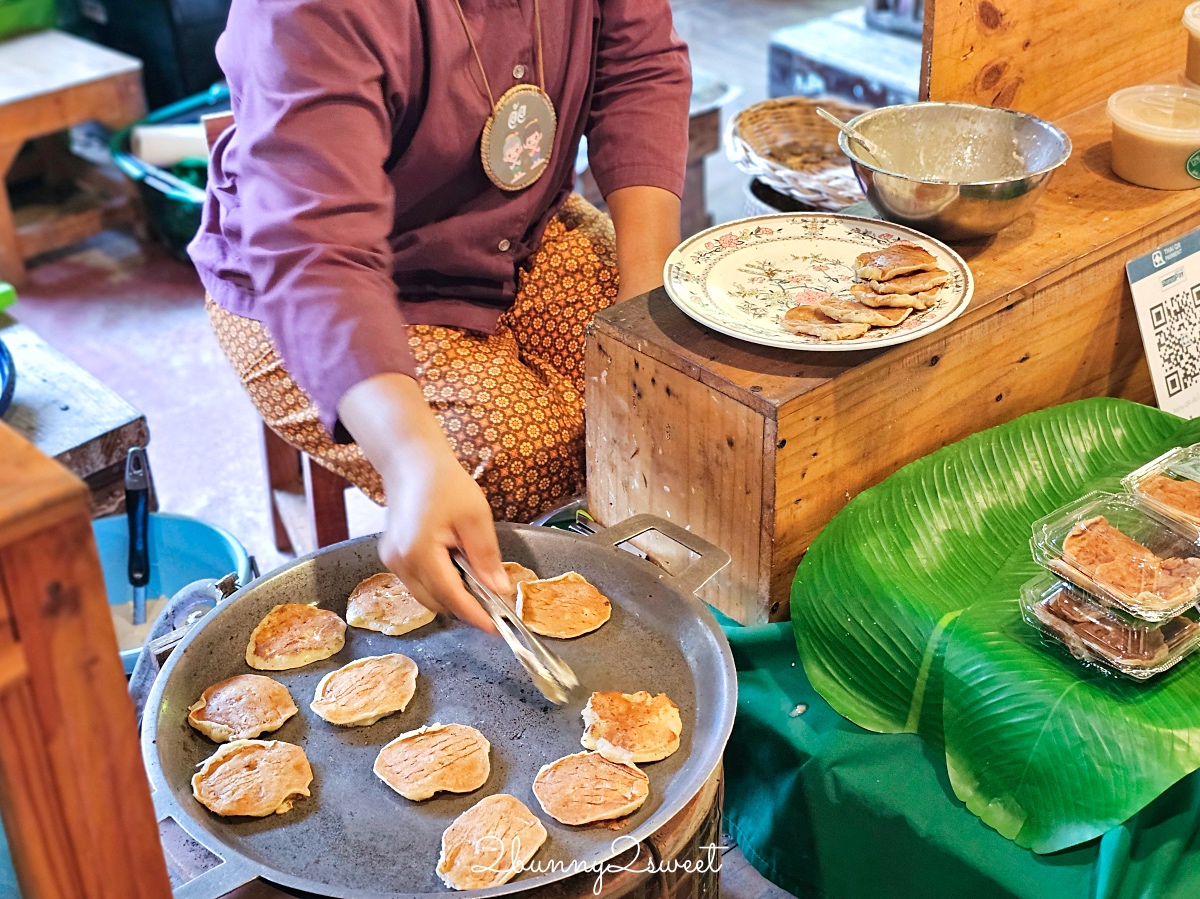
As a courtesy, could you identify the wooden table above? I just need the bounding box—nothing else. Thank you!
[584,86,1199,625]
[1,313,148,516]
[0,30,145,286]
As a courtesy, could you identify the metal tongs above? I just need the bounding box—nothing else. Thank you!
[451,551,582,705]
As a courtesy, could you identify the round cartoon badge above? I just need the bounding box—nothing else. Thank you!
[481,84,557,192]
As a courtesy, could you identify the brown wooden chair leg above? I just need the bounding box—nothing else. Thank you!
[0,141,27,288]
[260,422,301,554]
[302,455,350,549]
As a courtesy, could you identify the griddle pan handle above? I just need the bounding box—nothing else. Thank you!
[595,514,730,595]
[152,792,257,898]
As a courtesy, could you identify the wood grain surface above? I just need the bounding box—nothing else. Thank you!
[922,0,1188,119]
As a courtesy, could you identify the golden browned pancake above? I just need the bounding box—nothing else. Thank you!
[867,268,949,295]
[850,282,940,311]
[854,241,938,281]
[436,794,548,890]
[779,305,869,340]
[581,691,683,764]
[374,723,491,800]
[191,740,312,817]
[187,674,297,743]
[309,653,419,726]
[517,572,611,638]
[1142,474,1200,522]
[345,572,435,636]
[533,751,649,825]
[245,603,346,670]
[1054,515,1200,613]
[501,561,539,604]
[817,298,911,328]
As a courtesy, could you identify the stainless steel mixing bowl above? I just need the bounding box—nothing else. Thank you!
[839,101,1072,241]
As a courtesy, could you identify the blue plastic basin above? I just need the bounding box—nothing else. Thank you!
[92,512,251,673]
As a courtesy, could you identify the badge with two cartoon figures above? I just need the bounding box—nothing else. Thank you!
[482,84,557,192]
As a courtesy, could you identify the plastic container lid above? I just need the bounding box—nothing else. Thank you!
[1185,1,1200,37]
[1030,491,1200,622]
[1020,572,1200,680]
[1123,444,1200,536]
[1107,85,1200,139]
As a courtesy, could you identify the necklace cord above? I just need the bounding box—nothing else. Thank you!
[452,0,547,107]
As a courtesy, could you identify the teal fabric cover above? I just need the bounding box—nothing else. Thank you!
[722,622,1200,899]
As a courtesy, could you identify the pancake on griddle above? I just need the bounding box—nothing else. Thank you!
[779,305,869,340]
[581,691,683,764]
[310,653,418,726]
[866,268,949,295]
[374,723,491,800]
[191,739,312,817]
[245,602,346,670]
[850,282,940,311]
[854,241,938,281]
[346,572,435,636]
[187,674,297,743]
[437,794,548,890]
[532,751,650,825]
[817,298,911,328]
[516,572,611,638]
[501,561,539,603]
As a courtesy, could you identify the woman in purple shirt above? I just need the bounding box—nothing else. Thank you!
[191,0,691,627]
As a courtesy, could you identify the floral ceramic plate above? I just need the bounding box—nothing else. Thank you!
[663,213,974,351]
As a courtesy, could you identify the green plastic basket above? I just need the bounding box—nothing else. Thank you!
[109,83,230,261]
[0,0,54,40]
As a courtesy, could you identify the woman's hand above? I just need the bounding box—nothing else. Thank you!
[338,372,506,632]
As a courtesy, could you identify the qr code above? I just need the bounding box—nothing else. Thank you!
[1150,283,1200,397]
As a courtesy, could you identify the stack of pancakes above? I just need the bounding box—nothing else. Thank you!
[781,241,949,341]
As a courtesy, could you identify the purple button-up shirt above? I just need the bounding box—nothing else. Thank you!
[189,0,691,432]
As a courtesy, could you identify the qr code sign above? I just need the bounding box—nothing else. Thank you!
[1148,283,1200,397]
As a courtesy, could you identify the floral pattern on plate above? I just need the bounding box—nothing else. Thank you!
[664,214,974,351]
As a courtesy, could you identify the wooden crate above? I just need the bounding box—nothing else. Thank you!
[585,87,1199,623]
[0,422,171,898]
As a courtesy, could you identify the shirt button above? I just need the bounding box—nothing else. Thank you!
[513,64,526,79]
[498,239,511,252]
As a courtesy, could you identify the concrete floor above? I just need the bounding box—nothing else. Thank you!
[6,3,857,896]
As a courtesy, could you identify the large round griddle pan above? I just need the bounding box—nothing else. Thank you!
[143,516,735,899]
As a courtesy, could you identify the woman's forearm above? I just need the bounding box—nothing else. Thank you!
[606,185,681,302]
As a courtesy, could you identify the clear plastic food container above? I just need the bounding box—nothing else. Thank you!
[1107,84,1200,190]
[1020,572,1200,679]
[1030,491,1200,622]
[1186,2,1200,86]
[1122,444,1200,536]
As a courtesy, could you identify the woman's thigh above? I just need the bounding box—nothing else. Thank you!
[409,323,586,521]
[504,194,619,397]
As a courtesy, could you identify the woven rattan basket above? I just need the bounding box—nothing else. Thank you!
[725,96,869,211]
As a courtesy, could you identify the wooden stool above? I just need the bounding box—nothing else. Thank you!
[0,30,145,287]
[261,423,351,556]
